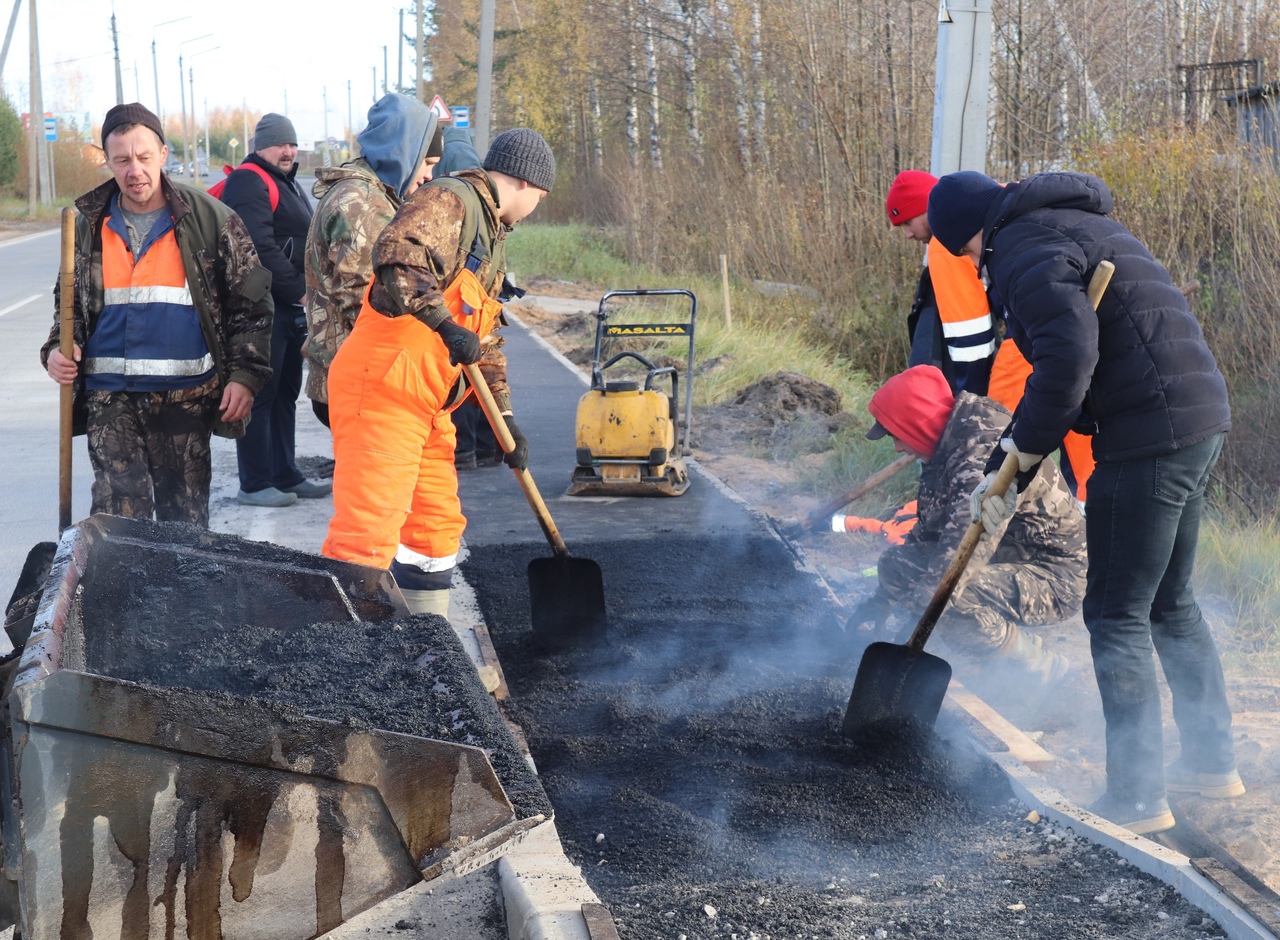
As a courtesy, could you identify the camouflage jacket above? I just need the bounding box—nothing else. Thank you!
[303,159,400,402]
[42,175,274,438]
[367,168,512,412]
[878,391,1086,611]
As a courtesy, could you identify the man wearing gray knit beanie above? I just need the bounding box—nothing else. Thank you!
[321,127,555,619]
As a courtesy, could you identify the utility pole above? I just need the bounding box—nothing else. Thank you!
[383,45,388,94]
[930,0,993,175]
[347,80,353,152]
[372,66,377,104]
[476,0,495,152]
[242,98,248,155]
[152,17,192,124]
[323,87,330,167]
[0,0,23,87]
[416,1,424,102]
[111,12,123,104]
[397,8,404,93]
[177,34,212,178]
[27,0,50,212]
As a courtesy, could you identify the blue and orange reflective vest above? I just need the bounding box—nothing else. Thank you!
[83,196,214,392]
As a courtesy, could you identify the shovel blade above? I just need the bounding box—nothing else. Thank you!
[841,641,953,736]
[527,555,607,650]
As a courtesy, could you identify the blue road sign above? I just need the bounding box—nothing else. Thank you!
[453,106,470,129]
[44,117,56,142]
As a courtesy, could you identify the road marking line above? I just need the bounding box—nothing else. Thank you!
[0,294,43,318]
[0,229,58,249]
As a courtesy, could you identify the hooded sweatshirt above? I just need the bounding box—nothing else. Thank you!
[978,171,1230,464]
[358,93,439,199]
[301,96,439,400]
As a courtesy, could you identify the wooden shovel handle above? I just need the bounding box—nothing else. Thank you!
[791,453,915,535]
[462,362,571,558]
[58,207,77,533]
[904,258,1116,654]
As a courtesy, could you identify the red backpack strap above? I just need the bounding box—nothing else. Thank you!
[209,161,280,211]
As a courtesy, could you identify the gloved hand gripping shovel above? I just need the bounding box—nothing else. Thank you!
[783,453,916,539]
[841,260,1116,735]
[462,363,608,649]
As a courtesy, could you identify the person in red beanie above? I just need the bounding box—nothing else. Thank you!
[886,170,997,395]
[848,365,1087,688]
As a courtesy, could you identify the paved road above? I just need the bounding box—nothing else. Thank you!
[0,228,93,599]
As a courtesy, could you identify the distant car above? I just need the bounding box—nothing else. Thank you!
[164,158,182,176]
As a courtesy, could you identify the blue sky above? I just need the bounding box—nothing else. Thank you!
[1,0,449,142]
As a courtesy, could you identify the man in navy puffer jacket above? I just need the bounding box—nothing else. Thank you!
[926,170,1240,836]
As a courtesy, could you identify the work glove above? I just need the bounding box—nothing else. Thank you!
[847,592,894,635]
[497,416,529,471]
[999,436,1044,474]
[970,473,1018,539]
[435,319,482,366]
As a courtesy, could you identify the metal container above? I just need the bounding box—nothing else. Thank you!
[0,515,540,939]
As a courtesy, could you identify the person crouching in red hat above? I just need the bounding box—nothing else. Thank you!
[848,365,1086,690]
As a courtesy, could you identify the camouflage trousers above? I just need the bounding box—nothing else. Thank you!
[880,558,1085,656]
[85,379,220,527]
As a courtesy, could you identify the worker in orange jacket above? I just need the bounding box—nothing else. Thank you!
[886,170,1094,499]
[322,129,555,617]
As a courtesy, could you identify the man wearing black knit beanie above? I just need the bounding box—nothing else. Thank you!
[321,127,554,621]
[927,168,1240,837]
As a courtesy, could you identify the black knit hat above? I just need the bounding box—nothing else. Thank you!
[101,102,165,149]
[483,128,556,192]
[926,171,1004,256]
[254,113,297,150]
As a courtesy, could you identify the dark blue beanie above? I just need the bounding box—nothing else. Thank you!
[926,171,1003,256]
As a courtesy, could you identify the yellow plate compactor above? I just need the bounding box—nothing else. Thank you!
[569,288,697,497]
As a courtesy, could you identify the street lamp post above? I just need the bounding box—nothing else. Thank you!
[177,34,213,176]
[152,17,191,123]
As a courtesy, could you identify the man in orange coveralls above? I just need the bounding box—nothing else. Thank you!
[321,128,555,616]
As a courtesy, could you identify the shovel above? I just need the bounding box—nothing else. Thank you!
[784,453,916,538]
[841,259,1116,734]
[462,363,608,649]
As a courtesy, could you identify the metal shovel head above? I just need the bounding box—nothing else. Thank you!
[527,555,608,649]
[841,640,953,736]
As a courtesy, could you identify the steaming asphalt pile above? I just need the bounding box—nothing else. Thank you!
[462,535,1226,940]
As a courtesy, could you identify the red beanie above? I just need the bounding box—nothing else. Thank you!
[865,365,954,460]
[886,170,938,226]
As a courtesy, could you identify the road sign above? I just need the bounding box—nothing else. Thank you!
[227,137,239,149]
[429,95,452,120]
[44,117,56,142]
[453,106,470,129]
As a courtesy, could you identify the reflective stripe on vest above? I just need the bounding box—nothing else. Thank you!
[85,203,214,392]
[927,238,996,363]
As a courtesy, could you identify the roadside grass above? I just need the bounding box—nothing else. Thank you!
[0,196,76,220]
[1195,515,1280,671]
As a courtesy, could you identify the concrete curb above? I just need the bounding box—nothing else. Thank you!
[987,749,1276,940]
[499,820,602,940]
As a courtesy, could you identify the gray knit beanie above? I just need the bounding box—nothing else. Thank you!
[926,171,1004,256]
[254,113,297,150]
[483,128,556,192]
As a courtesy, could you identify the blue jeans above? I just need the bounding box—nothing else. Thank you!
[236,304,306,493]
[1083,432,1235,800]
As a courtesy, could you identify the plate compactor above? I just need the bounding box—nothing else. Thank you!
[569,288,697,497]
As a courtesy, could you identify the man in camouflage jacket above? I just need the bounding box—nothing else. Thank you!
[851,365,1086,686]
[304,94,444,423]
[42,103,273,527]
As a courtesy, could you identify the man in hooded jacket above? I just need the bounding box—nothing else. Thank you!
[303,93,446,427]
[926,169,1241,835]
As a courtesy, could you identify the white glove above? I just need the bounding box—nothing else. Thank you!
[1000,436,1044,473]
[970,472,1018,538]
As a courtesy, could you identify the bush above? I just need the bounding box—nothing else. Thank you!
[0,97,22,188]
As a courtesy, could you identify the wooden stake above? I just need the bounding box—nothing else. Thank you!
[719,253,732,330]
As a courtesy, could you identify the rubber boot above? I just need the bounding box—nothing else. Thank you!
[998,626,1070,688]
[401,588,451,617]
